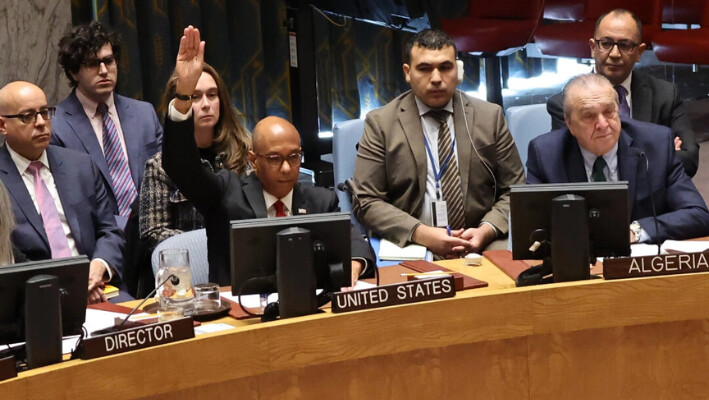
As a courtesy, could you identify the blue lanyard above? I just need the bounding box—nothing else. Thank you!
[423,131,456,201]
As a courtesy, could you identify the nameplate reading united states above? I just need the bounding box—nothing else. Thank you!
[604,251,709,279]
[331,276,456,313]
[79,317,195,359]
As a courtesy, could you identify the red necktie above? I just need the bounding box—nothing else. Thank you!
[274,200,287,217]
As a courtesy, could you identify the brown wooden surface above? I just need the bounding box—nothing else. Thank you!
[3,257,709,399]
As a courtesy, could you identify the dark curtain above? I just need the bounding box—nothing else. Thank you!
[69,1,472,137]
[71,0,291,130]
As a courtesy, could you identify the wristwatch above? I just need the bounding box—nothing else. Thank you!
[630,221,642,243]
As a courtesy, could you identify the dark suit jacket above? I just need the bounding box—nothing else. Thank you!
[352,90,525,247]
[526,119,709,242]
[51,91,163,203]
[547,71,699,177]
[0,145,125,277]
[162,117,375,286]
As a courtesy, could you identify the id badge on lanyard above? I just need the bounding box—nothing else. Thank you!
[424,134,455,229]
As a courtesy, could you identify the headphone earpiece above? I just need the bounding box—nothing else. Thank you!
[456,59,464,85]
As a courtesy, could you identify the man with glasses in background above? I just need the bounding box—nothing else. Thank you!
[546,8,699,177]
[0,81,125,303]
[51,21,164,296]
[162,26,374,287]
[51,21,163,229]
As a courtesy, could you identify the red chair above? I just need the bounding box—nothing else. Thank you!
[653,1,709,64]
[662,0,706,25]
[440,0,544,105]
[543,0,584,22]
[441,0,544,55]
[534,0,663,58]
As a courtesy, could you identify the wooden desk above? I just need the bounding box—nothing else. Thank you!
[3,258,709,399]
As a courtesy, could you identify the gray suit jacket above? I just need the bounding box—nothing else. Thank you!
[547,71,698,177]
[352,90,525,247]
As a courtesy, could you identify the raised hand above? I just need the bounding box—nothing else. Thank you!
[175,25,205,99]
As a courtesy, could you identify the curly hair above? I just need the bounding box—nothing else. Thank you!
[159,63,251,175]
[58,21,121,88]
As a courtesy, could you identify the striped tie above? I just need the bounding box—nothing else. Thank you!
[427,110,465,230]
[97,102,137,218]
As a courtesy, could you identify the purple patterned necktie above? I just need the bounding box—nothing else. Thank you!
[97,102,137,218]
[615,85,630,118]
[27,161,72,258]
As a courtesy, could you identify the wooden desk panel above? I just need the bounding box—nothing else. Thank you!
[3,258,709,399]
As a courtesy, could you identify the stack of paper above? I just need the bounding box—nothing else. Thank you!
[378,239,428,261]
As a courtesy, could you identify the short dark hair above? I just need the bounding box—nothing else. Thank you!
[58,21,121,88]
[404,29,456,64]
[595,9,643,43]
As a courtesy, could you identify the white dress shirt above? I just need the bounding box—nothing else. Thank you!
[75,89,130,160]
[7,145,113,277]
[263,190,294,217]
[414,97,457,227]
[7,145,79,257]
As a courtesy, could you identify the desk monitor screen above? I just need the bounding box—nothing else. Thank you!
[230,212,351,295]
[510,182,631,260]
[0,256,89,345]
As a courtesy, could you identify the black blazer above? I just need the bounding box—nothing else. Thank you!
[546,71,698,177]
[162,117,375,286]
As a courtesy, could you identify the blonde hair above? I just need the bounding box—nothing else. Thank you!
[0,180,15,265]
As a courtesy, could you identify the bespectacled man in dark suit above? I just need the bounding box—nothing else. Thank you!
[546,9,699,177]
[162,26,375,287]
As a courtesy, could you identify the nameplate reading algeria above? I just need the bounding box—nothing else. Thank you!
[604,251,709,279]
[79,317,195,359]
[331,276,456,313]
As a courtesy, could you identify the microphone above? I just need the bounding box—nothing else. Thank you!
[639,152,661,255]
[114,274,180,331]
[337,178,355,195]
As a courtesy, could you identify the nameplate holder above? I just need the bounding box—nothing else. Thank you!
[0,355,17,381]
[78,317,195,360]
[604,251,709,280]
[331,276,456,313]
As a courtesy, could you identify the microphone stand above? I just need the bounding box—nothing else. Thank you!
[116,274,179,330]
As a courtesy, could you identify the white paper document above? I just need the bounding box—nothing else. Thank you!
[378,239,428,261]
[630,241,709,257]
[661,240,709,253]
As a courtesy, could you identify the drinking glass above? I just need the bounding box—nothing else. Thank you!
[156,249,194,314]
[194,283,221,312]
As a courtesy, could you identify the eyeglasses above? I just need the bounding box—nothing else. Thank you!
[82,55,117,70]
[594,39,639,54]
[2,107,56,124]
[255,151,303,168]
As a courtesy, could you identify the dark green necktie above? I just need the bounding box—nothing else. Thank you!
[591,156,607,182]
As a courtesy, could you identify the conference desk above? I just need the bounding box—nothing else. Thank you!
[3,256,709,399]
